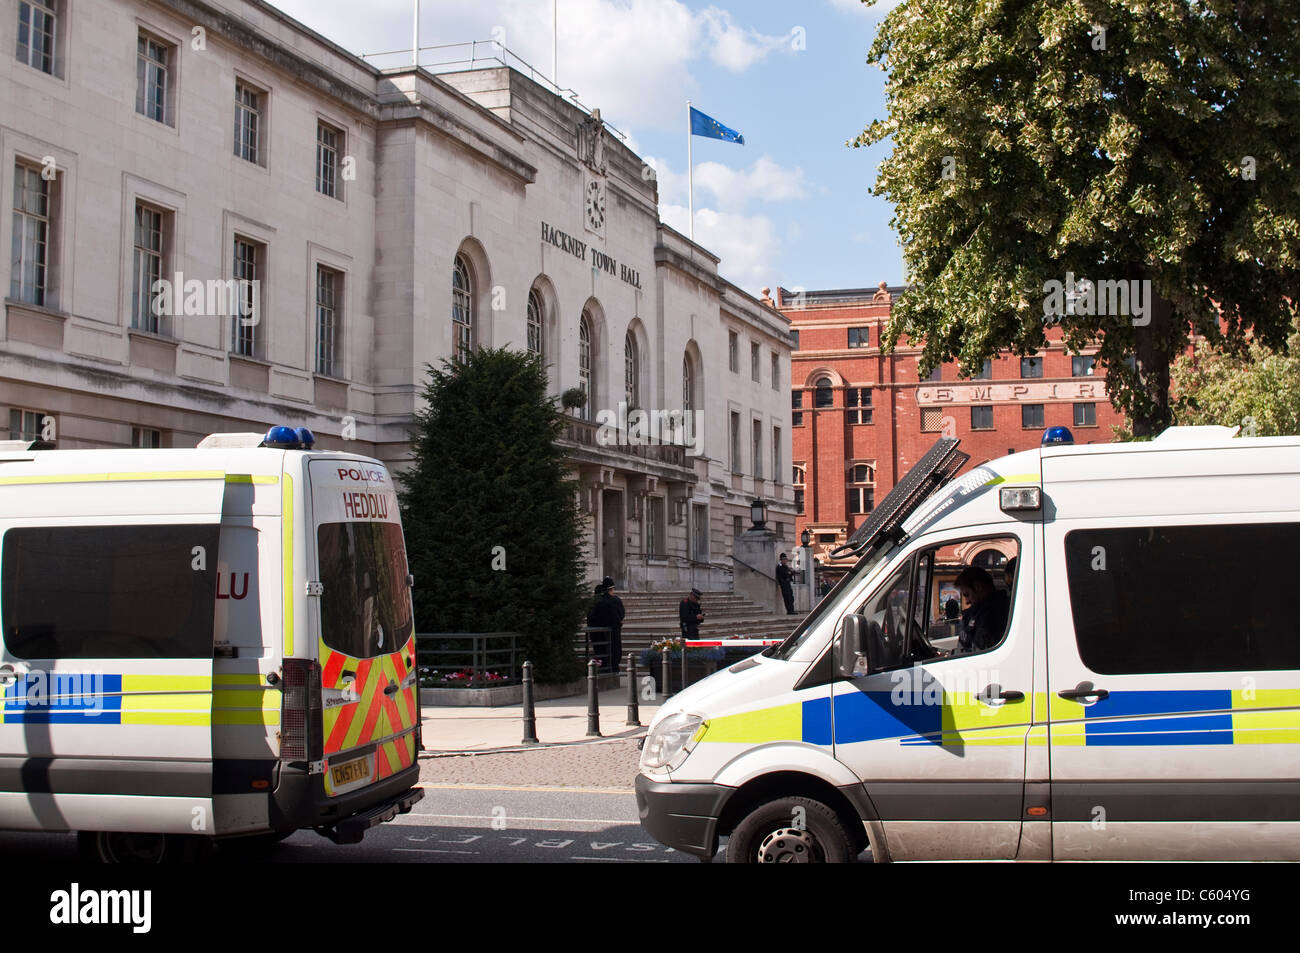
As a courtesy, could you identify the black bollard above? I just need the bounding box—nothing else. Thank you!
[586,658,602,737]
[521,661,539,745]
[661,646,671,698]
[625,653,640,727]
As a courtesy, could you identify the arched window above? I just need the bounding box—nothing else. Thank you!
[526,288,544,358]
[814,376,834,408]
[579,311,593,421]
[625,329,639,410]
[682,354,695,412]
[452,255,473,363]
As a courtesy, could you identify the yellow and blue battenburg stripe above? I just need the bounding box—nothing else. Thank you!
[696,690,1300,747]
[2,673,214,726]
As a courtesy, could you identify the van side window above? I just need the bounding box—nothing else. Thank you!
[914,536,1020,662]
[1064,524,1300,674]
[1,525,220,659]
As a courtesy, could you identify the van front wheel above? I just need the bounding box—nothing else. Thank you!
[726,796,854,863]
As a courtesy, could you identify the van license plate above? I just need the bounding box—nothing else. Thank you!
[330,757,371,787]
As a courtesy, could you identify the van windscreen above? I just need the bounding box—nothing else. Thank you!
[317,522,412,659]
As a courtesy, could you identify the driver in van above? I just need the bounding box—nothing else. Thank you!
[953,566,1010,654]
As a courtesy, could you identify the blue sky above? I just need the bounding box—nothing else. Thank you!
[268,0,904,294]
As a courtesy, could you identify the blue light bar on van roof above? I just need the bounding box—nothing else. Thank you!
[295,428,316,449]
[1042,426,1074,445]
[263,426,305,449]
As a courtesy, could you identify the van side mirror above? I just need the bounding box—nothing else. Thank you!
[835,614,872,678]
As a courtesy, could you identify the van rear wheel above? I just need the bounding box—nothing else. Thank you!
[726,796,854,863]
[78,831,209,864]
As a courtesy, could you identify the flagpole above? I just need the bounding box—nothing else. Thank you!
[687,101,694,242]
[553,0,558,90]
[413,0,419,67]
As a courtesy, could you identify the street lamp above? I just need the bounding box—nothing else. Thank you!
[800,527,811,547]
[750,498,768,530]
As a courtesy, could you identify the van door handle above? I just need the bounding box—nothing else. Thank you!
[975,684,1024,705]
[1058,683,1109,701]
[0,664,26,686]
[383,680,399,697]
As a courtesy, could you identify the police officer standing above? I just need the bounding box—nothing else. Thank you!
[776,553,796,615]
[679,588,704,639]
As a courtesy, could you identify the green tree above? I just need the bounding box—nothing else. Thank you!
[1170,317,1300,436]
[398,348,587,684]
[853,0,1299,436]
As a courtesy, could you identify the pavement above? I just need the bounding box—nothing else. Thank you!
[418,687,660,792]
[419,686,661,753]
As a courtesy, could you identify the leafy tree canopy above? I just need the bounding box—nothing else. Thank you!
[1171,316,1300,436]
[853,0,1299,435]
[398,348,587,684]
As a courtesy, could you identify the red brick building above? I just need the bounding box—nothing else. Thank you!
[779,285,1125,571]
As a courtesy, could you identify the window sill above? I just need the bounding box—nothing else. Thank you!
[128,328,178,345]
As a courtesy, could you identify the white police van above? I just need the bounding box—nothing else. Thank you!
[0,427,422,861]
[637,427,1300,862]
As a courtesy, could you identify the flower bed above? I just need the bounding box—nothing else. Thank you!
[418,666,511,688]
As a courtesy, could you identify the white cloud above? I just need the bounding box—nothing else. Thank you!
[697,8,791,72]
[644,155,805,213]
[827,0,904,14]
[661,203,783,294]
[266,0,789,131]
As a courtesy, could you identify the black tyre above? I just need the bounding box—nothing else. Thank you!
[726,796,854,863]
[77,830,210,864]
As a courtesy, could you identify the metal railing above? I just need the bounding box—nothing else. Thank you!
[575,626,613,667]
[415,632,523,687]
[361,39,628,142]
[559,417,690,469]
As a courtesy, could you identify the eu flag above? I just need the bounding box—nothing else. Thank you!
[689,106,745,145]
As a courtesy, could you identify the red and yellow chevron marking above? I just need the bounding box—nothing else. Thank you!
[320,634,419,765]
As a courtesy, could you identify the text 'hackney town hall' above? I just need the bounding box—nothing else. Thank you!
[2,0,1130,594]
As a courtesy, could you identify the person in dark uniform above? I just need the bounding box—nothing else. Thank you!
[954,566,1011,654]
[776,553,796,615]
[679,588,704,639]
[586,578,625,668]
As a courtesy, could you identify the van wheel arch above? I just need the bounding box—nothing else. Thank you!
[716,772,870,858]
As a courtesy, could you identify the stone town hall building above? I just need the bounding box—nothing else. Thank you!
[0,0,795,592]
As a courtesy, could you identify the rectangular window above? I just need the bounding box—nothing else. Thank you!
[131,427,161,448]
[728,331,738,373]
[234,81,262,164]
[847,487,875,514]
[771,351,780,391]
[1074,402,1097,427]
[317,522,412,660]
[1020,356,1043,379]
[1,524,220,659]
[1072,355,1096,377]
[848,327,870,348]
[730,411,741,473]
[752,419,763,479]
[925,365,942,382]
[920,407,943,432]
[135,33,170,124]
[790,329,799,351]
[751,342,761,382]
[792,390,803,427]
[11,163,52,307]
[9,408,48,442]
[231,237,262,357]
[972,359,993,380]
[733,515,743,540]
[772,426,781,484]
[794,488,804,515]
[1022,403,1044,428]
[971,405,994,430]
[16,1,56,75]
[316,121,342,198]
[132,203,165,333]
[1064,524,1300,674]
[647,498,665,558]
[846,387,873,425]
[691,503,709,562]
[315,265,340,377]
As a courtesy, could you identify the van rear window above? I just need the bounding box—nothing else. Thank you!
[1,525,220,659]
[1064,524,1300,674]
[317,522,412,659]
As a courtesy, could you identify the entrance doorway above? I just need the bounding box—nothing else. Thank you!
[601,489,624,587]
